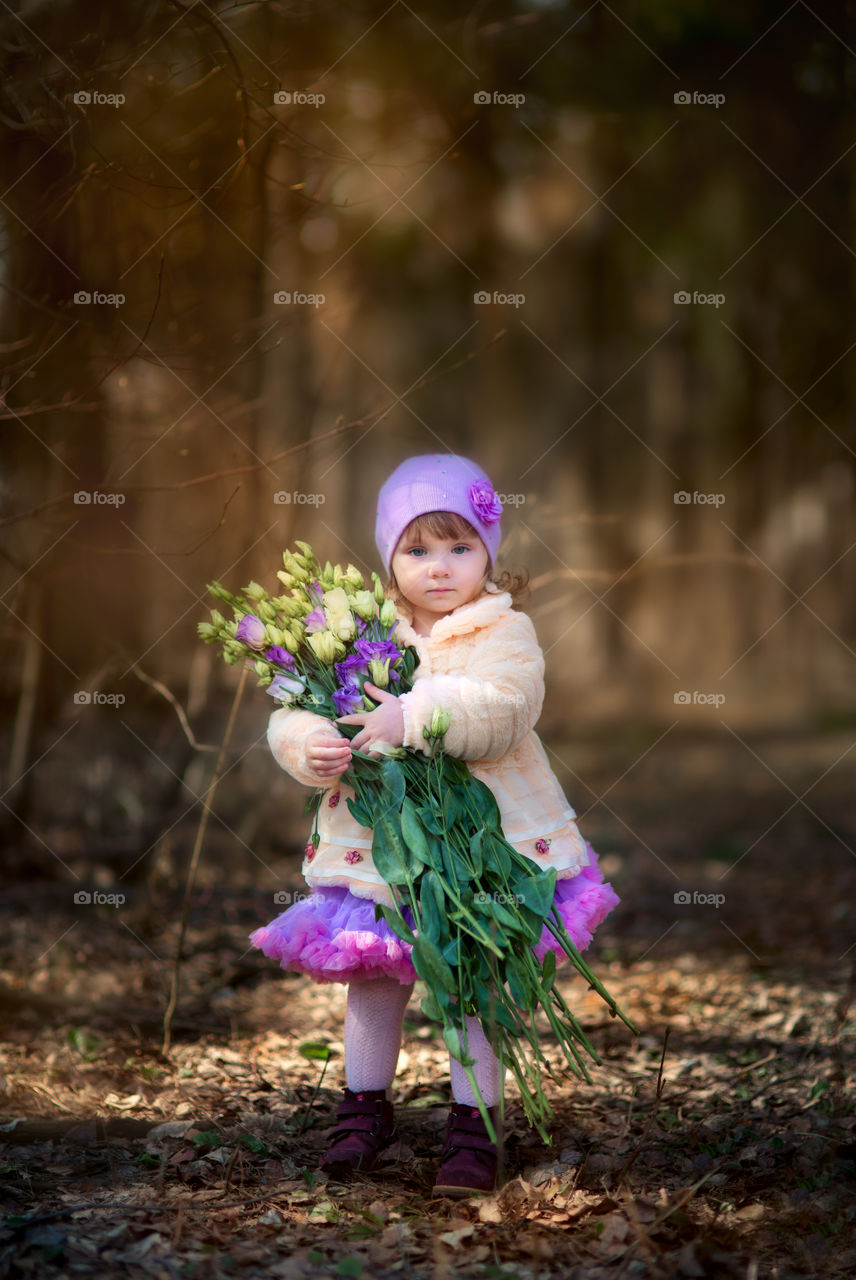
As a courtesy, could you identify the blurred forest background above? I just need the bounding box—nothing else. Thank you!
[1,0,854,954]
[1,4,855,1276]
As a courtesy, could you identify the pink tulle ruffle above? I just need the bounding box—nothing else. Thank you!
[250,841,618,986]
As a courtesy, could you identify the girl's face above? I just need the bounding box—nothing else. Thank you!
[391,527,489,627]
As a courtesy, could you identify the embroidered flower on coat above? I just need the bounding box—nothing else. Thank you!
[328,791,341,808]
[344,849,363,865]
[304,841,316,863]
[534,837,552,855]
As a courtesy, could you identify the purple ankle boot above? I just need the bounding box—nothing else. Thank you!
[319,1088,396,1177]
[432,1103,503,1197]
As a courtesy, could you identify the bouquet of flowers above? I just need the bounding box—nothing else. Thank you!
[198,542,636,1143]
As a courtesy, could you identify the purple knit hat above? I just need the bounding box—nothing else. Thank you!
[375,454,503,574]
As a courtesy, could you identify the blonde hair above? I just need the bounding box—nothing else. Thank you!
[384,511,530,608]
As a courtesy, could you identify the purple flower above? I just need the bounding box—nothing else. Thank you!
[264,646,295,669]
[335,653,369,683]
[332,681,363,715]
[469,478,503,525]
[236,614,266,649]
[265,673,305,701]
[354,639,402,663]
[304,607,327,633]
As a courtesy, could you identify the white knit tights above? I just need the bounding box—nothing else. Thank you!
[344,976,414,1094]
[344,977,505,1105]
[449,1013,506,1107]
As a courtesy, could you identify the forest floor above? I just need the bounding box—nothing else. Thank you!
[1,726,855,1279]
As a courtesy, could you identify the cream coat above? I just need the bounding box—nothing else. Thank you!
[266,588,589,907]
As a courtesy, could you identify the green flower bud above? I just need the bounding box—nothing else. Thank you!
[368,659,390,689]
[372,574,386,605]
[379,599,398,627]
[351,590,377,622]
[244,581,266,600]
[346,564,364,590]
[429,707,451,738]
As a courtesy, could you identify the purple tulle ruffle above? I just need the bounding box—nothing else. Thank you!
[249,841,618,986]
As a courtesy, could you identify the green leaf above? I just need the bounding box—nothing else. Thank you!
[442,786,462,827]
[379,758,406,811]
[468,827,486,876]
[412,937,456,994]
[418,870,447,943]
[396,793,429,865]
[443,1025,474,1066]
[374,904,416,944]
[346,796,373,827]
[371,812,410,885]
[416,803,446,836]
[511,869,557,921]
[465,776,503,828]
[540,949,557,993]
[337,1258,364,1277]
[298,1040,332,1062]
[439,837,472,882]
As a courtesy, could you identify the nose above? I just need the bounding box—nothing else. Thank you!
[428,555,451,578]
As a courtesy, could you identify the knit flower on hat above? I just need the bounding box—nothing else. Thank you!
[468,478,503,525]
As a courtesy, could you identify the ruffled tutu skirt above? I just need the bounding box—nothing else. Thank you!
[250,841,619,986]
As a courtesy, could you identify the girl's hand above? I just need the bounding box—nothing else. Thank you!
[306,729,352,778]
[335,682,405,757]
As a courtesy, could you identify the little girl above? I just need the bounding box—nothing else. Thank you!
[250,453,619,1197]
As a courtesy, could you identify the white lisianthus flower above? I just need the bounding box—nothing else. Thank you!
[323,587,356,640]
[352,590,377,622]
[307,630,345,665]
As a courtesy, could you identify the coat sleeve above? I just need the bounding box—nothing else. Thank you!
[397,612,545,762]
[267,705,344,788]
